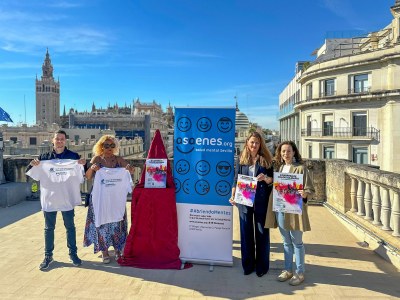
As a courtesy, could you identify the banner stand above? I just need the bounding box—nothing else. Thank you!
[174,107,236,267]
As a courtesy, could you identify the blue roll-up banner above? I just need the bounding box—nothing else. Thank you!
[174,107,236,266]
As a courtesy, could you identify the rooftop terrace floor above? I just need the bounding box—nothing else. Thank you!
[0,201,399,299]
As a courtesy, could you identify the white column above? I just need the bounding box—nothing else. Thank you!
[372,184,382,226]
[364,182,373,220]
[356,180,365,216]
[392,190,400,237]
[350,177,357,212]
[381,187,392,231]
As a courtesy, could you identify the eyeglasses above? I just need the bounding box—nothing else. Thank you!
[103,143,116,149]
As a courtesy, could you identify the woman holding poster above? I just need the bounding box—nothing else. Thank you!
[229,132,273,277]
[265,141,314,286]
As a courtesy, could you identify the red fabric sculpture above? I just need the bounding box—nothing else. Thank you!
[119,129,188,269]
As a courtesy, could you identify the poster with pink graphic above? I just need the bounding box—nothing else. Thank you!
[144,159,167,188]
[234,174,257,207]
[273,172,304,214]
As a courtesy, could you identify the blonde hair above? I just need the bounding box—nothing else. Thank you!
[240,131,273,168]
[92,135,120,156]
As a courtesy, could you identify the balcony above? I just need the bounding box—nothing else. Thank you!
[301,126,380,141]
[348,87,371,94]
[319,90,337,98]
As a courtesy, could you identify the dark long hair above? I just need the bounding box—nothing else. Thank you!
[274,140,303,168]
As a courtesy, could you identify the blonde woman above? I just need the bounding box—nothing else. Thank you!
[229,132,274,277]
[83,135,134,263]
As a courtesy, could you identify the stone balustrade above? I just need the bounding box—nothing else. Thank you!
[325,160,400,261]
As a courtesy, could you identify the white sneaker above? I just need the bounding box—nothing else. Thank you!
[289,273,305,286]
[277,270,293,282]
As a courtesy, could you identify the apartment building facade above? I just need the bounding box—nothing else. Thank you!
[279,1,400,173]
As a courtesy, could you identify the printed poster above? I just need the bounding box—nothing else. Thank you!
[144,159,167,188]
[273,172,304,214]
[234,174,257,207]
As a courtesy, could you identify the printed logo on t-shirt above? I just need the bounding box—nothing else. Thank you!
[49,167,75,176]
[100,178,123,187]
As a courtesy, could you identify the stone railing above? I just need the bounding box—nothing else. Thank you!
[325,160,400,260]
[3,157,146,184]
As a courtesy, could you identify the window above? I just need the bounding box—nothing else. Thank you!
[323,145,335,159]
[353,147,368,164]
[323,114,333,136]
[353,112,367,136]
[308,144,312,158]
[10,137,17,143]
[320,79,336,97]
[306,83,313,100]
[354,74,369,93]
[306,116,312,136]
[90,135,95,139]
[325,79,335,96]
[29,137,37,145]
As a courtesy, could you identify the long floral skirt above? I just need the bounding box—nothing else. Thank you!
[83,200,127,254]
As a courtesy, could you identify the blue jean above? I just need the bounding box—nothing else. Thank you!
[44,209,77,257]
[276,212,305,274]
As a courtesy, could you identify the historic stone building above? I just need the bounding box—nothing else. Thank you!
[279,0,400,173]
[234,101,250,156]
[35,49,60,126]
[65,98,172,154]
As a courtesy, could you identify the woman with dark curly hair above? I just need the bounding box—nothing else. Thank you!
[265,141,315,286]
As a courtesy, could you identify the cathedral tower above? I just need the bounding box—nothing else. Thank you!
[35,49,60,125]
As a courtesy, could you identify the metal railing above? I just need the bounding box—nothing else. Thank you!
[348,87,371,94]
[320,90,337,98]
[301,126,380,140]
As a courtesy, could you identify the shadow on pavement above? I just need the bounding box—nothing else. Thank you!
[38,244,400,299]
[0,200,41,229]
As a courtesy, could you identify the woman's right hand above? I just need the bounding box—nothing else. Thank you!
[90,163,100,172]
[229,196,237,206]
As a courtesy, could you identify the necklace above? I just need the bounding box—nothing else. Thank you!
[101,155,117,168]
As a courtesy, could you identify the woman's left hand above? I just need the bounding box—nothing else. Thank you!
[229,196,237,206]
[125,164,135,174]
[256,173,272,184]
[298,189,308,199]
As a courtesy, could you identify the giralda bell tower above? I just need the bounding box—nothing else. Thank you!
[35,49,60,125]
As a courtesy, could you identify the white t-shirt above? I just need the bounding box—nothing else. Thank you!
[26,159,84,212]
[91,167,133,227]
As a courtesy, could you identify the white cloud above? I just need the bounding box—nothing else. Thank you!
[0,4,111,55]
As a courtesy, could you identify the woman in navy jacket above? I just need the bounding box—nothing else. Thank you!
[230,131,273,277]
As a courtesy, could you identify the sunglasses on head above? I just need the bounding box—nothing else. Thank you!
[103,143,116,149]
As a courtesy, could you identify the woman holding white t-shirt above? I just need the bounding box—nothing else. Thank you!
[83,135,134,264]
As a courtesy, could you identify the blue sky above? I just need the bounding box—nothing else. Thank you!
[0,0,395,129]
